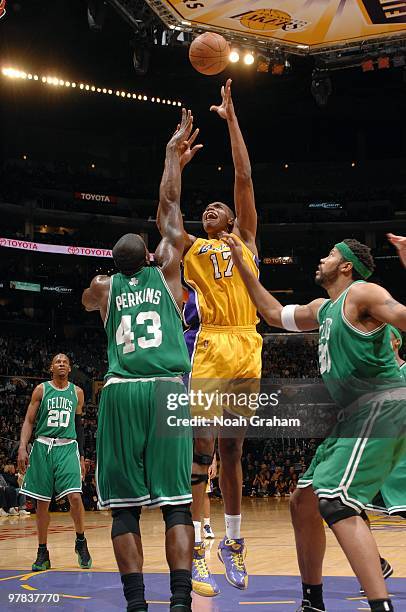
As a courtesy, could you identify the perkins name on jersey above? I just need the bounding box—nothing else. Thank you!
[115,288,162,311]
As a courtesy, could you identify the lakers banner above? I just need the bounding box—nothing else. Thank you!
[158,0,406,48]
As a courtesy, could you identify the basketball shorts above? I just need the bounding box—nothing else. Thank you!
[20,439,82,502]
[367,453,406,516]
[185,325,262,420]
[298,390,406,512]
[96,378,193,509]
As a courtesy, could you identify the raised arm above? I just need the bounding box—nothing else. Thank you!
[211,79,256,249]
[388,233,406,268]
[223,234,323,331]
[17,384,43,473]
[156,113,203,254]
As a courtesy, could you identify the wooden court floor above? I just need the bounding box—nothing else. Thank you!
[1,497,405,577]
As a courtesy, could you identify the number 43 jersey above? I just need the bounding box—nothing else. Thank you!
[104,267,191,379]
[35,381,78,439]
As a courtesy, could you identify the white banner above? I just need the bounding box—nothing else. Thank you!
[0,238,112,258]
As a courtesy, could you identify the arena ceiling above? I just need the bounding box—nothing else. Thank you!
[145,0,406,54]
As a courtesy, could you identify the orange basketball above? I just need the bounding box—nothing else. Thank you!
[189,32,230,76]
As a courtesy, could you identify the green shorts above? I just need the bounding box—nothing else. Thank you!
[367,451,406,516]
[96,378,193,509]
[298,394,406,512]
[20,439,82,502]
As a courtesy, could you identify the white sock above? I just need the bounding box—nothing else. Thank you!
[225,514,241,540]
[193,520,202,543]
[204,518,210,526]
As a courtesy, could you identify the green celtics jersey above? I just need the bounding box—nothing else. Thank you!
[35,381,78,439]
[104,267,191,379]
[400,363,406,382]
[318,280,404,407]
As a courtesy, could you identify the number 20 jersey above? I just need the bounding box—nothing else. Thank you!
[183,234,260,328]
[35,381,78,439]
[104,267,191,379]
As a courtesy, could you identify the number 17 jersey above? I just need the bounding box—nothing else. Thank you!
[104,267,191,379]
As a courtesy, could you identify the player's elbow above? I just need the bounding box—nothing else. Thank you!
[262,306,283,329]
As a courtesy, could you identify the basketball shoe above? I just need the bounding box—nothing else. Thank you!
[192,542,220,596]
[203,524,215,539]
[75,537,92,569]
[32,547,51,571]
[217,537,248,589]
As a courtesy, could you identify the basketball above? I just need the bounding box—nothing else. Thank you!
[189,32,230,76]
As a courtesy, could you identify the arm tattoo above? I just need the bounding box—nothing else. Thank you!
[384,299,401,310]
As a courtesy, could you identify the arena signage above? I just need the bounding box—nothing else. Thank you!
[157,0,406,48]
[42,285,73,294]
[74,192,117,203]
[0,238,113,258]
[10,280,41,292]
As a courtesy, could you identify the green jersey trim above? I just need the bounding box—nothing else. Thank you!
[48,381,70,392]
[104,276,113,328]
[341,288,386,337]
[316,299,329,324]
[156,267,182,319]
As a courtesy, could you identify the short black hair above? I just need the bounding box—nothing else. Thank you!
[342,238,375,280]
[112,234,147,275]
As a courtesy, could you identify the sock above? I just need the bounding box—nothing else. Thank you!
[225,514,241,540]
[38,543,47,551]
[368,600,393,612]
[170,569,192,610]
[76,532,85,541]
[193,521,201,544]
[204,518,210,526]
[302,583,325,610]
[121,573,147,612]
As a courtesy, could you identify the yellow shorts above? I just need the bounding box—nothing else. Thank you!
[186,325,262,420]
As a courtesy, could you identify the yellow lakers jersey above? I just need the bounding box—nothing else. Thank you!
[183,234,259,327]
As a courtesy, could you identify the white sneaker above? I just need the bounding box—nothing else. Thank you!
[19,509,30,516]
[203,524,215,539]
[0,509,9,517]
[8,508,18,516]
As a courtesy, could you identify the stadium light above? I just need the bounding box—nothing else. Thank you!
[1,65,184,107]
[229,50,240,63]
[243,52,255,66]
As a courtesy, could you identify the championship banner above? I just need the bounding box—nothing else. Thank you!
[157,0,406,49]
[74,192,118,204]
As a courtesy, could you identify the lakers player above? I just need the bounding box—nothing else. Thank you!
[18,353,92,571]
[224,233,406,612]
[173,79,262,595]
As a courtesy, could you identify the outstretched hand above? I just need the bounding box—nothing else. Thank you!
[388,233,406,268]
[168,108,203,169]
[221,232,244,267]
[210,78,235,121]
[167,108,194,151]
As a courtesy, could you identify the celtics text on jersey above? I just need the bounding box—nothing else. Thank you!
[35,381,78,439]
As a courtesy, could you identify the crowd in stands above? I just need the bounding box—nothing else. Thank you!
[0,327,403,512]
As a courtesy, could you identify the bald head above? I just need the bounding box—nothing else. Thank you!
[112,234,149,275]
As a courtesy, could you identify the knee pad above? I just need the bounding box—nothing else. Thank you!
[161,503,193,532]
[319,497,359,528]
[111,507,141,539]
[191,452,213,486]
